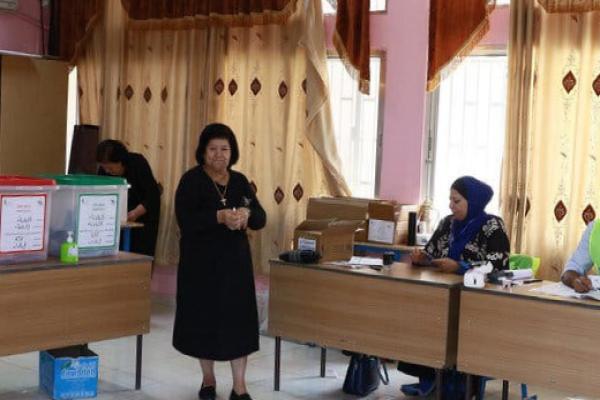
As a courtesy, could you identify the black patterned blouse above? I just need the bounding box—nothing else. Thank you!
[424,215,510,271]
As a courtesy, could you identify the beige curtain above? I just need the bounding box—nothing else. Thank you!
[78,0,348,271]
[501,0,600,280]
[537,0,600,13]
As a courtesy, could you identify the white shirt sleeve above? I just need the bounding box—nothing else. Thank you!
[562,222,594,276]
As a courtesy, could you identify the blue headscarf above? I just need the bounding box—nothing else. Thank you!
[447,176,493,260]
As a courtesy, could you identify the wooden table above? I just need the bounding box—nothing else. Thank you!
[353,241,421,262]
[268,259,463,399]
[458,282,600,399]
[0,252,152,390]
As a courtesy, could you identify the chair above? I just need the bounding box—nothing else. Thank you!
[478,254,540,400]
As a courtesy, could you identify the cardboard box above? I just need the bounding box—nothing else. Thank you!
[307,197,370,242]
[294,219,361,262]
[368,201,398,221]
[306,197,370,220]
[367,202,418,244]
[40,346,98,400]
[354,220,368,242]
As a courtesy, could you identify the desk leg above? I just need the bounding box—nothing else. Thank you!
[435,369,443,400]
[274,336,281,391]
[501,380,509,400]
[464,374,472,400]
[320,348,326,377]
[122,227,131,252]
[135,335,143,390]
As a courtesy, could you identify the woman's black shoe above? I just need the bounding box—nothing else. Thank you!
[229,390,253,400]
[198,385,216,400]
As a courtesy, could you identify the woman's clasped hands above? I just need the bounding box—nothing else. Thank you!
[217,208,250,230]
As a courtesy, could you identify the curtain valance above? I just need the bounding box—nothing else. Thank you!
[427,0,492,91]
[122,0,298,29]
[48,0,104,62]
[333,0,370,94]
[49,0,298,61]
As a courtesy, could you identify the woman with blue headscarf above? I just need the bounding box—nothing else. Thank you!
[411,176,510,274]
[399,176,509,399]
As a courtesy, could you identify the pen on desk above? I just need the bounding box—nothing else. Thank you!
[521,279,542,284]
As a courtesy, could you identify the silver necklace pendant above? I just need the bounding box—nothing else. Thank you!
[220,198,227,206]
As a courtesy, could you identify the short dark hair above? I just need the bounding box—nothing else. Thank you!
[96,139,129,164]
[195,123,239,167]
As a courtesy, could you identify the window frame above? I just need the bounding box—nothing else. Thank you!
[326,49,387,197]
[422,45,508,204]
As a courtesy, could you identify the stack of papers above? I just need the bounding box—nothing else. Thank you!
[532,281,600,301]
[331,256,383,268]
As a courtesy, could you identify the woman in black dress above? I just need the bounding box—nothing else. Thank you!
[399,176,510,399]
[173,123,266,400]
[97,140,161,256]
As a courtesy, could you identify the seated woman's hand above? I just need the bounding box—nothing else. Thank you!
[410,249,429,264]
[431,257,460,273]
[562,270,593,293]
[573,276,593,293]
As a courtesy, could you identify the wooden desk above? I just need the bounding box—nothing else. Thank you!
[458,282,600,398]
[268,260,463,399]
[0,252,152,390]
[353,241,421,262]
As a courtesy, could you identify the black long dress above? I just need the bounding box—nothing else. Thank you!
[99,152,161,256]
[172,166,266,360]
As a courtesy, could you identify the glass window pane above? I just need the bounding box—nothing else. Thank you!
[322,0,386,14]
[431,55,508,217]
[328,56,381,197]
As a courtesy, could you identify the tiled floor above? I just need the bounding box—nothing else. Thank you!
[0,294,591,400]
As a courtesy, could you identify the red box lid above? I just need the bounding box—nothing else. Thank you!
[0,176,56,186]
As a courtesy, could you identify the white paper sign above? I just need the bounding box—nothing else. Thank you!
[298,237,317,251]
[0,195,47,253]
[367,219,395,244]
[77,194,118,248]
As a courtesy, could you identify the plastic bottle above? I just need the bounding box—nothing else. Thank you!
[60,231,79,264]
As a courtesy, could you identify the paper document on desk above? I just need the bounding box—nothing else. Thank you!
[532,282,600,301]
[589,275,600,289]
[331,256,383,267]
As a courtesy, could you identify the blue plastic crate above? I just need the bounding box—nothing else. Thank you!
[39,346,98,400]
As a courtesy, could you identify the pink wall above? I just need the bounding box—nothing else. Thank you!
[481,6,510,47]
[0,0,48,55]
[325,3,510,204]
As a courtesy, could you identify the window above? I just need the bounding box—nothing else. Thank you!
[322,0,387,15]
[327,55,383,197]
[426,54,508,217]
[65,67,79,172]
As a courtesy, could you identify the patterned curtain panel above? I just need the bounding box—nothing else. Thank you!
[48,0,104,62]
[501,0,600,280]
[333,0,370,94]
[427,0,492,91]
[77,0,348,271]
[537,0,600,13]
[121,0,298,29]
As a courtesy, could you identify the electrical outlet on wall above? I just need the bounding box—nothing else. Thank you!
[0,0,18,11]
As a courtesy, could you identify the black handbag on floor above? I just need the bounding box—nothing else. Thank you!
[342,354,389,396]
